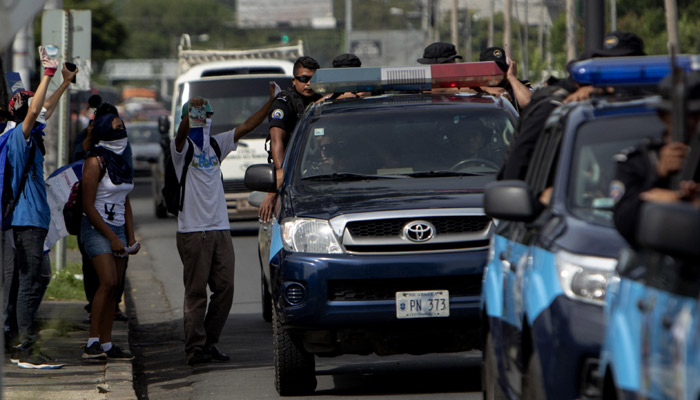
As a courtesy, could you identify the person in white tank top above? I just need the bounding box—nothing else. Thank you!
[79,113,138,361]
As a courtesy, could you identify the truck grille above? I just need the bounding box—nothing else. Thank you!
[328,276,482,301]
[346,216,491,237]
[223,180,248,194]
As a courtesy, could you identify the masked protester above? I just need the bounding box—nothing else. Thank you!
[173,83,276,366]
[80,113,138,362]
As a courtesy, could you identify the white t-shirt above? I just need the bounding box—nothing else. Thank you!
[171,122,237,233]
[92,170,134,226]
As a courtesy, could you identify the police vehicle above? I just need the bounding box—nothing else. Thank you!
[596,56,700,400]
[599,200,700,400]
[244,62,516,396]
[479,56,694,400]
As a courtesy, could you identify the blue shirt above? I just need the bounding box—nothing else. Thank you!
[7,123,50,229]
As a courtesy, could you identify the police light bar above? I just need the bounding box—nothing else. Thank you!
[569,55,700,86]
[309,62,505,94]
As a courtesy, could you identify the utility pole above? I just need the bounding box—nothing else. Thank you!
[451,0,458,49]
[566,0,576,62]
[664,0,680,53]
[504,0,512,57]
[610,0,617,31]
[523,0,529,80]
[488,0,494,47]
[465,6,472,61]
[584,0,604,56]
[538,0,544,56]
[345,0,352,53]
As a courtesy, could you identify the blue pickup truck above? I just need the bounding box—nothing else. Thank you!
[245,63,517,395]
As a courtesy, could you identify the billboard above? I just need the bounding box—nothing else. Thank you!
[237,0,335,29]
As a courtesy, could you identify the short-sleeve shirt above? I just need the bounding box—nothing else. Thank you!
[7,123,50,229]
[171,124,238,233]
[268,89,322,133]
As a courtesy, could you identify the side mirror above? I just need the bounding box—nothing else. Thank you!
[158,115,170,135]
[484,180,537,222]
[245,164,277,193]
[637,202,700,260]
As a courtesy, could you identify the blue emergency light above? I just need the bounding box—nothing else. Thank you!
[569,55,700,86]
[309,62,505,94]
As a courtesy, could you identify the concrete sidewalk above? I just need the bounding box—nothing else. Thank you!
[1,300,136,400]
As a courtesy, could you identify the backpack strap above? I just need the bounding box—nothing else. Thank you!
[209,137,222,161]
[178,138,196,212]
[8,143,37,216]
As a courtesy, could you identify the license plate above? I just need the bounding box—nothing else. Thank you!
[396,290,450,319]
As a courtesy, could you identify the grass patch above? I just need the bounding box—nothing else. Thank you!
[44,261,85,301]
[64,235,78,250]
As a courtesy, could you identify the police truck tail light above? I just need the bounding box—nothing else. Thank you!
[310,62,505,94]
[280,217,343,254]
[569,55,700,86]
[555,250,619,305]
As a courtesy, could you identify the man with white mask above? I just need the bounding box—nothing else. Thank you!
[173,83,277,366]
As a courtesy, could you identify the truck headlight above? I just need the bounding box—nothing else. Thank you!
[280,218,343,254]
[555,250,619,304]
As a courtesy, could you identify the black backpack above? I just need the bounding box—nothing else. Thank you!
[2,144,36,231]
[162,137,221,216]
[63,156,106,235]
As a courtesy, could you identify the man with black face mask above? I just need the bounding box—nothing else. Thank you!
[1,46,77,369]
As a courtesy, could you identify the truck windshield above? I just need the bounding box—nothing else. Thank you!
[567,114,665,226]
[177,77,287,139]
[298,107,513,179]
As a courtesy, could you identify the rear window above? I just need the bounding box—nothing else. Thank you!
[567,114,664,226]
[177,77,288,139]
[296,107,514,179]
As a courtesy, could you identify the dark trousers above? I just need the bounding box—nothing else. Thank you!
[176,230,234,356]
[3,230,17,344]
[12,227,51,348]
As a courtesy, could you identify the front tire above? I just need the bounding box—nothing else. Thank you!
[483,333,506,400]
[273,305,316,396]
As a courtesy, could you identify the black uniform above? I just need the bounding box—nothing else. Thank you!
[611,138,667,247]
[498,79,572,181]
[267,87,321,156]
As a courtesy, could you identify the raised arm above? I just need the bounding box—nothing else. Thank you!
[233,82,278,142]
[43,63,79,120]
[22,46,57,138]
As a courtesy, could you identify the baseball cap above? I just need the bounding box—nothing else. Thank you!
[657,71,700,113]
[332,53,362,68]
[418,42,463,64]
[181,100,213,119]
[589,31,646,57]
[479,47,509,72]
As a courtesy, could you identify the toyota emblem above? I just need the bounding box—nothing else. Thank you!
[402,220,435,242]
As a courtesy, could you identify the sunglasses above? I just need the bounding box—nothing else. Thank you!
[295,75,313,83]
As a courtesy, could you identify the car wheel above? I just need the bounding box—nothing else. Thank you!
[483,333,506,400]
[261,268,272,323]
[522,348,547,400]
[273,305,316,396]
[155,200,168,219]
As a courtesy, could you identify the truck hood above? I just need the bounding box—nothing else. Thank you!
[286,176,493,219]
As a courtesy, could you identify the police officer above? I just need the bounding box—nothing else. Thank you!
[612,71,700,247]
[259,56,322,222]
[479,46,533,110]
[417,42,462,64]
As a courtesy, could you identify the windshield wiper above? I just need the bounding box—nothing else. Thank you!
[404,170,488,177]
[302,172,405,181]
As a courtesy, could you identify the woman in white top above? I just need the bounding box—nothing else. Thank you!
[79,113,138,361]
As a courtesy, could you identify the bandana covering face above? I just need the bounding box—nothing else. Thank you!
[189,127,204,149]
[91,114,133,185]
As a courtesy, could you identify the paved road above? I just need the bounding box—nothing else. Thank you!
[126,178,484,399]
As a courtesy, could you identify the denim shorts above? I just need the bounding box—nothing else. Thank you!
[79,215,127,259]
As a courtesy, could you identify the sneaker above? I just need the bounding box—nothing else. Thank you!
[204,345,230,362]
[105,345,134,361]
[82,342,107,361]
[17,353,64,369]
[113,311,128,322]
[187,349,211,366]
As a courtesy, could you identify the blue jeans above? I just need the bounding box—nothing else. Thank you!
[12,227,51,348]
